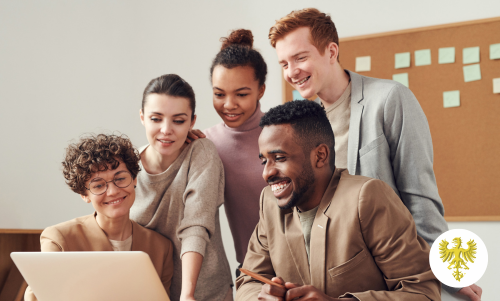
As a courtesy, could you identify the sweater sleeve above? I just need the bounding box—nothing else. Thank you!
[161,238,174,297]
[176,140,225,258]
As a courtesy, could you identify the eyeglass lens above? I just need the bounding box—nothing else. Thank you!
[89,171,132,195]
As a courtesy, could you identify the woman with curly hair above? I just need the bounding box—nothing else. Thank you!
[130,74,232,301]
[24,134,174,301]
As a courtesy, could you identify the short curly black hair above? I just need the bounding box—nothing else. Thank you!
[260,100,335,167]
[62,133,141,195]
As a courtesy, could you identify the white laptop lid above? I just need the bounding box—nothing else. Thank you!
[11,251,170,301]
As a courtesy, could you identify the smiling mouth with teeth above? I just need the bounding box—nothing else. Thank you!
[295,76,310,85]
[271,180,291,192]
[158,139,174,144]
[105,196,125,205]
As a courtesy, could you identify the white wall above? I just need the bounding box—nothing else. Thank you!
[1,1,498,300]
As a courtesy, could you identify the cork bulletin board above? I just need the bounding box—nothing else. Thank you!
[283,17,500,221]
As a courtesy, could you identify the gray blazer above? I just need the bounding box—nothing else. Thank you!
[346,70,449,245]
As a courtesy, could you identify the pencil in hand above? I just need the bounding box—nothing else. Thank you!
[239,268,286,289]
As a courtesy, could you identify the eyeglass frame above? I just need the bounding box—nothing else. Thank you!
[85,170,133,196]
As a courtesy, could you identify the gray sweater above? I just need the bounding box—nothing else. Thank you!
[130,138,232,301]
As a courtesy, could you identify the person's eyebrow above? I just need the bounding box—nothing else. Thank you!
[292,51,310,58]
[268,149,287,155]
[278,59,287,65]
[259,149,287,159]
[235,87,251,92]
[213,87,251,92]
[173,113,188,117]
[278,51,310,65]
[149,111,164,116]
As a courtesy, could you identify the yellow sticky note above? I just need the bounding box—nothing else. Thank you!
[463,64,481,82]
[493,78,500,94]
[463,47,480,64]
[392,73,409,88]
[395,52,410,69]
[439,47,455,64]
[443,91,460,108]
[355,56,371,72]
[415,49,431,66]
[490,43,500,60]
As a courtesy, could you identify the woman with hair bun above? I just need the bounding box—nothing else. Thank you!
[130,74,232,301]
[193,29,268,278]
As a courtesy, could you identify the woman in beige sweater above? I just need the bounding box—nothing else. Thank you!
[130,74,232,301]
[25,134,174,301]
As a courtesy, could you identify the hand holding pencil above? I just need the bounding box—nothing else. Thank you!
[239,268,286,289]
[239,268,357,301]
[240,268,288,300]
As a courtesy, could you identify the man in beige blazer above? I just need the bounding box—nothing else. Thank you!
[236,100,441,301]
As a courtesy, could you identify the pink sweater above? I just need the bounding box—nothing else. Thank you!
[204,104,267,264]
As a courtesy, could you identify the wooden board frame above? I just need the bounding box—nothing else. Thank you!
[282,17,500,221]
[0,231,41,301]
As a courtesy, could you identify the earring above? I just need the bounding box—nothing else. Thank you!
[134,185,137,189]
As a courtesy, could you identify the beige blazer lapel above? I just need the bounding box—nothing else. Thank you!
[309,170,341,292]
[347,71,364,175]
[83,212,114,251]
[284,210,311,285]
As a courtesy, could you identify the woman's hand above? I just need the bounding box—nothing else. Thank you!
[186,129,206,144]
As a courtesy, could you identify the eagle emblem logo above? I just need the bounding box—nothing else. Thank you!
[439,237,477,282]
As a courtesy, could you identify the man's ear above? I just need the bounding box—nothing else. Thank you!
[314,144,330,168]
[80,194,91,204]
[327,42,340,63]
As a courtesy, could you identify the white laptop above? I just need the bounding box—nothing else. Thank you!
[11,251,170,301]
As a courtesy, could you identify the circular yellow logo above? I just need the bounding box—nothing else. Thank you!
[429,229,488,287]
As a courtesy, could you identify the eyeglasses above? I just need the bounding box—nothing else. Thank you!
[86,171,133,195]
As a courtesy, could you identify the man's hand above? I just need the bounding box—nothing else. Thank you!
[186,129,206,144]
[258,277,287,300]
[284,283,357,301]
[458,284,482,301]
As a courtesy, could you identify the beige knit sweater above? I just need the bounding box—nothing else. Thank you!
[130,138,232,301]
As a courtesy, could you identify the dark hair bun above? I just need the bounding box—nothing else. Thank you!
[220,29,253,50]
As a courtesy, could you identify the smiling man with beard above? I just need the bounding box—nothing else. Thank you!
[235,100,441,301]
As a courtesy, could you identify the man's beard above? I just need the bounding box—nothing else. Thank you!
[278,161,315,210]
